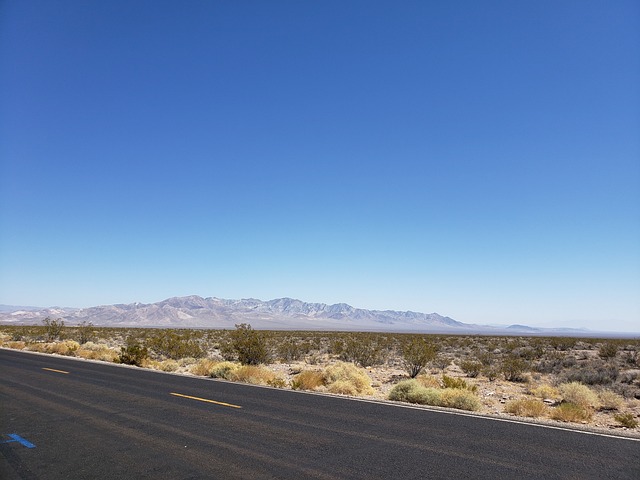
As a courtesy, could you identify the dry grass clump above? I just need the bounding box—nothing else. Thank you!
[504,398,549,418]
[7,341,26,349]
[323,362,373,396]
[48,340,80,355]
[439,388,481,411]
[415,375,442,389]
[613,412,638,428]
[190,359,240,379]
[442,375,478,393]
[76,346,119,362]
[388,380,481,411]
[291,362,373,395]
[142,359,179,372]
[190,358,219,376]
[529,384,560,400]
[551,403,593,422]
[291,370,325,390]
[26,340,80,356]
[388,380,440,404]
[229,365,284,386]
[558,382,600,410]
[597,389,624,411]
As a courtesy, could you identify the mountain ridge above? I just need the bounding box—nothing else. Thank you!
[0,295,601,335]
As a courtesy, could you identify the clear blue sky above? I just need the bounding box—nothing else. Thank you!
[1,1,638,332]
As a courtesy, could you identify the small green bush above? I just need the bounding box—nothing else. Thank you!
[613,412,638,428]
[400,336,437,378]
[501,356,529,382]
[459,360,483,378]
[598,342,618,359]
[230,324,270,365]
[118,340,149,366]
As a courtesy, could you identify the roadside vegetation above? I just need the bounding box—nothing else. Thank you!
[1,319,639,432]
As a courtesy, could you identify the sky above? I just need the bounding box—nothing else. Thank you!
[1,1,639,332]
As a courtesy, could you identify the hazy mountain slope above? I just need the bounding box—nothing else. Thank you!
[0,295,467,332]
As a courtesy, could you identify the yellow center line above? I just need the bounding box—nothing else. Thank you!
[42,367,69,374]
[170,392,242,409]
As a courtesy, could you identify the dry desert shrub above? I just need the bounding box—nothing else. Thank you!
[442,375,477,393]
[504,398,549,418]
[529,384,560,400]
[415,374,442,389]
[291,370,325,390]
[388,380,480,411]
[323,362,373,396]
[597,389,624,411]
[558,382,600,410]
[613,412,638,428]
[76,346,118,362]
[229,365,282,386]
[46,340,80,356]
[388,380,440,405]
[439,388,481,411]
[190,358,220,376]
[551,403,593,422]
[459,360,483,378]
[190,360,240,379]
[142,359,179,372]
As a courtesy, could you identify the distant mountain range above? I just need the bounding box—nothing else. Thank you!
[0,296,597,335]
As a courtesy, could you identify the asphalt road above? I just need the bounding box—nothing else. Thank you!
[1,349,639,479]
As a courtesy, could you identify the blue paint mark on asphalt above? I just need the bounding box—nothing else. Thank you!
[1,434,36,448]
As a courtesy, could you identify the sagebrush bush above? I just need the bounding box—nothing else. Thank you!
[598,342,618,359]
[459,360,483,378]
[558,382,600,410]
[562,364,618,385]
[501,356,529,382]
[504,399,548,418]
[551,403,593,422]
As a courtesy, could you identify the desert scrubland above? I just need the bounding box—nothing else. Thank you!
[2,320,639,434]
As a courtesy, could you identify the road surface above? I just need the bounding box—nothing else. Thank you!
[1,348,638,479]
